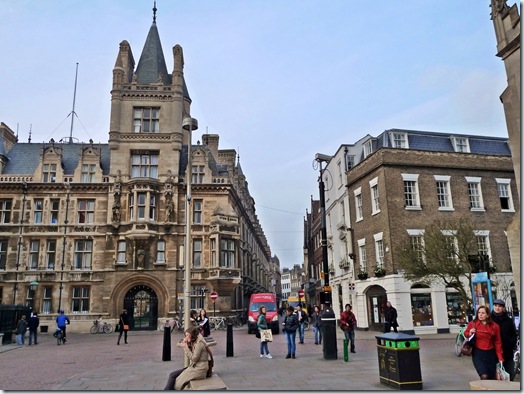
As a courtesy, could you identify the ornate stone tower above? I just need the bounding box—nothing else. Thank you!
[490,0,520,305]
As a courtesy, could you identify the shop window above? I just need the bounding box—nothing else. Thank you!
[411,285,433,326]
[446,291,468,325]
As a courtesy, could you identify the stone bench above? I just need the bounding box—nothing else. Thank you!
[470,380,521,390]
[187,373,227,390]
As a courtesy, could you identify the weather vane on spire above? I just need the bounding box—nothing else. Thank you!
[153,1,157,23]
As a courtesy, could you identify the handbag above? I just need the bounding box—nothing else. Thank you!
[461,338,473,356]
[123,324,129,330]
[260,329,273,342]
[115,324,121,331]
[496,362,510,381]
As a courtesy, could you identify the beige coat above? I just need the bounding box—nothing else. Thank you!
[174,340,210,390]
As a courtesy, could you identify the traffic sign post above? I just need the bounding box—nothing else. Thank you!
[210,291,218,317]
[298,289,305,306]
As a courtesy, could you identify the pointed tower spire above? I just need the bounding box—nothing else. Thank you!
[135,3,170,85]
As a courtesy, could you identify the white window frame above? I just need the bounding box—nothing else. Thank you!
[441,230,458,261]
[345,155,355,171]
[354,188,363,222]
[337,160,343,188]
[131,153,159,179]
[465,176,485,211]
[401,173,421,209]
[34,199,44,224]
[357,238,367,271]
[77,199,95,224]
[363,140,373,158]
[495,178,515,212]
[407,229,425,264]
[133,107,160,133]
[193,200,203,224]
[474,230,492,265]
[390,131,409,149]
[193,239,202,268]
[434,175,454,211]
[192,165,205,184]
[369,177,380,215]
[45,240,56,269]
[373,232,385,268]
[74,240,93,270]
[451,136,470,153]
[81,164,96,183]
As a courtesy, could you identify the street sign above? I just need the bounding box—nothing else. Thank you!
[298,289,305,298]
[210,291,218,301]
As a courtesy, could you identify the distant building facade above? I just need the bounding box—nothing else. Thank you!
[310,129,518,334]
[0,12,273,331]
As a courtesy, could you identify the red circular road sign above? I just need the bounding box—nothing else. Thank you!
[210,291,218,301]
[298,289,305,298]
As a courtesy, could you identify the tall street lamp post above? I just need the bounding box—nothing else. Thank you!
[315,153,337,360]
[182,117,198,367]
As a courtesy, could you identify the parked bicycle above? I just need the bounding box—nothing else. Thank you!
[209,316,227,331]
[90,319,113,334]
[158,318,184,333]
[454,323,467,356]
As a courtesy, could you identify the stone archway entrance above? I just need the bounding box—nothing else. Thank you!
[123,285,158,330]
[365,285,387,331]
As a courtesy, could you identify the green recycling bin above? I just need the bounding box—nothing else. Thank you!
[376,332,422,390]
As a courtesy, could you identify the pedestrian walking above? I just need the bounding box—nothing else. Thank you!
[310,305,322,345]
[257,305,272,359]
[164,327,211,390]
[464,305,504,380]
[117,309,130,345]
[491,299,517,380]
[282,305,299,359]
[197,309,210,337]
[340,304,357,353]
[296,304,307,344]
[56,310,71,340]
[16,315,28,345]
[384,301,398,333]
[28,313,39,345]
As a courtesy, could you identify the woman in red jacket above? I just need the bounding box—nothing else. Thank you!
[464,305,504,380]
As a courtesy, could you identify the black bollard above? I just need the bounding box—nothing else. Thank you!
[321,305,338,360]
[226,323,234,357]
[162,326,171,361]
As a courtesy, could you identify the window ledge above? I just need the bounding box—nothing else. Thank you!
[438,207,455,212]
[470,208,486,212]
[405,206,422,211]
[501,209,515,213]
[371,210,381,216]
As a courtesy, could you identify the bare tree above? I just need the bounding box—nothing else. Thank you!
[396,217,481,308]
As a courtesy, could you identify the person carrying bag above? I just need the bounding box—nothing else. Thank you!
[257,305,273,359]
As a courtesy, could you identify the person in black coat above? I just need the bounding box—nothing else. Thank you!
[384,301,398,333]
[27,313,40,345]
[491,299,517,379]
[117,309,130,345]
[196,309,211,337]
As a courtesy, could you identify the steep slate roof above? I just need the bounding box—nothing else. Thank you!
[135,20,191,99]
[2,143,111,176]
[378,129,511,156]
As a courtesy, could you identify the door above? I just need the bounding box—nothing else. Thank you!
[366,285,387,331]
[123,285,158,330]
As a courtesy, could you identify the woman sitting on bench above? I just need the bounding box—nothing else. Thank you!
[164,327,210,390]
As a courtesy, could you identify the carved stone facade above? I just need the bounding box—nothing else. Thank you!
[0,13,274,332]
[490,0,521,306]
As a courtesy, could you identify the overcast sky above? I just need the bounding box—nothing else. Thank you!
[0,1,515,269]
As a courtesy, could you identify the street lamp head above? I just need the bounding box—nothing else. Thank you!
[315,153,331,162]
[182,117,198,131]
[29,281,39,291]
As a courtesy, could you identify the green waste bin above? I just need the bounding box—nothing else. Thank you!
[376,332,422,390]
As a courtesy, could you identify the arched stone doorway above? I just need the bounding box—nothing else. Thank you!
[365,285,387,331]
[123,285,158,330]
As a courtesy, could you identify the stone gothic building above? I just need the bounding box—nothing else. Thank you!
[0,11,274,331]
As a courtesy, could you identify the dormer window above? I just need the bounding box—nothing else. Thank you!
[133,107,160,133]
[81,164,96,183]
[363,140,373,158]
[390,132,408,148]
[42,164,57,183]
[451,136,470,153]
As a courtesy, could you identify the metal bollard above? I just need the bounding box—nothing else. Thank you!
[162,326,171,361]
[344,339,349,362]
[226,323,234,357]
